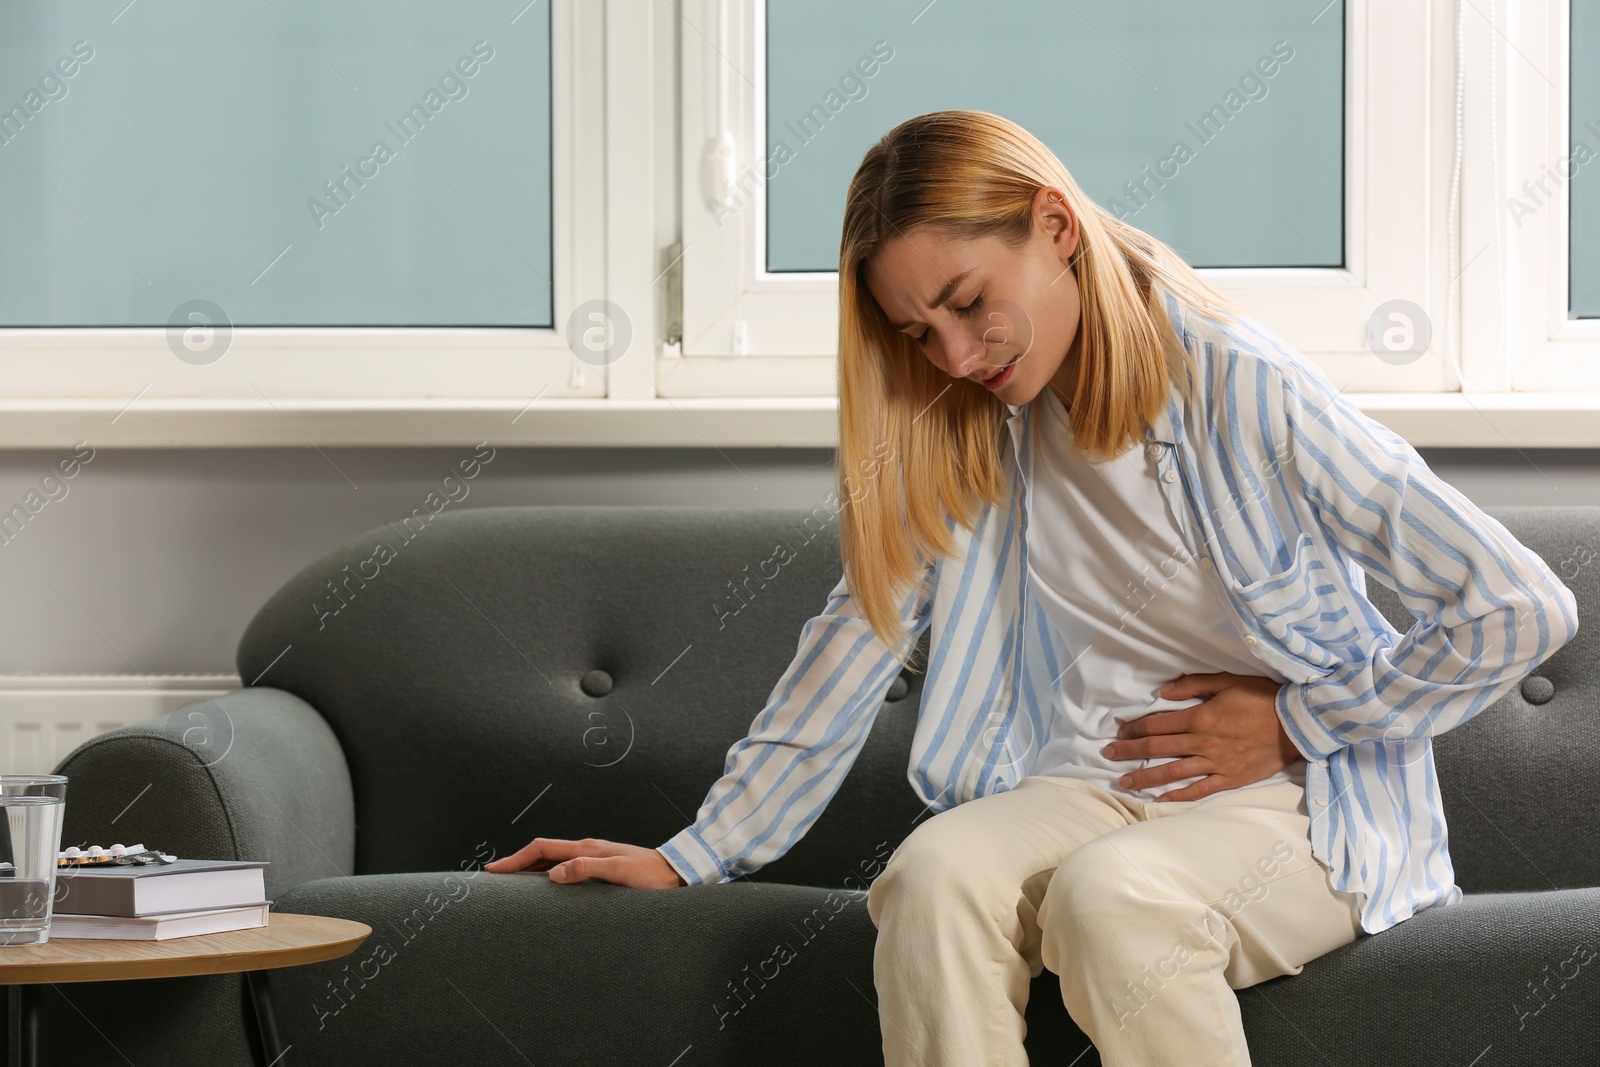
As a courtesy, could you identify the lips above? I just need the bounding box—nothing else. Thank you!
[979,355,1020,389]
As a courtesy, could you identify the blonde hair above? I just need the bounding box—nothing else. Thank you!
[837,109,1244,668]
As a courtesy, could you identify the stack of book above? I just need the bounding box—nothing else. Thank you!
[51,857,271,940]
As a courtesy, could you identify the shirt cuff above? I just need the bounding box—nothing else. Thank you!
[1275,680,1345,763]
[656,826,728,887]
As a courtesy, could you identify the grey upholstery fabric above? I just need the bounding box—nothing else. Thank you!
[271,872,893,1066]
[232,506,931,891]
[266,877,1600,1067]
[54,685,356,900]
[1361,506,1600,893]
[37,505,1598,1066]
[1233,887,1600,1065]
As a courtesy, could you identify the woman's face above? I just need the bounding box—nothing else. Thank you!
[863,185,1083,405]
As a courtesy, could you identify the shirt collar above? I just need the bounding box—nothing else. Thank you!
[1004,395,1178,445]
[1146,397,1177,445]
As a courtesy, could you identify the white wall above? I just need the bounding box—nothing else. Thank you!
[0,446,1595,677]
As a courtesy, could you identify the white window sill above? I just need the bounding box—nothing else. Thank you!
[1,393,1598,449]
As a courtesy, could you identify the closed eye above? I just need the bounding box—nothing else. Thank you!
[912,296,982,346]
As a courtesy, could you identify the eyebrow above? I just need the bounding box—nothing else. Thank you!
[887,269,972,330]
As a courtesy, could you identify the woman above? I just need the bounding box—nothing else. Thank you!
[486,110,1578,1066]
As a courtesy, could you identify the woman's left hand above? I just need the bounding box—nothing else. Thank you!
[1099,672,1305,801]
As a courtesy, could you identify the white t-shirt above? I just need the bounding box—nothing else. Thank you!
[1020,386,1305,799]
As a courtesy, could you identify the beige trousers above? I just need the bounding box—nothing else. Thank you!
[865,774,1366,1067]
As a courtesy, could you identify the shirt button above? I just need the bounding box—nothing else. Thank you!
[1162,469,1178,483]
[1147,443,1162,459]
[1244,634,1259,646]
[1199,557,1213,569]
[1314,796,1329,806]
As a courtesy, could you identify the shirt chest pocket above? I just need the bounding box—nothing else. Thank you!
[1227,531,1352,670]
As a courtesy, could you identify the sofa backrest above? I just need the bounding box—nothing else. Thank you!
[236,504,1596,893]
[1361,505,1597,893]
[238,506,926,888]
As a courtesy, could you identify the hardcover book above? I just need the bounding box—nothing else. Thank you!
[52,858,270,918]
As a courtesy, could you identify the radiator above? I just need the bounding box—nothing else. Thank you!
[0,675,239,776]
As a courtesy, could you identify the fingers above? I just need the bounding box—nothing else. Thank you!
[1159,672,1233,699]
[1152,778,1226,802]
[483,837,618,874]
[483,842,681,888]
[547,854,633,885]
[1103,732,1197,762]
[1117,705,1198,739]
[482,839,546,873]
[1115,755,1212,792]
[482,847,525,873]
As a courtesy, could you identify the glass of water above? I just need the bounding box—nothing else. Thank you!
[0,775,67,946]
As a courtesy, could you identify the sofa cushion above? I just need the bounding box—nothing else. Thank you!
[271,871,900,1066]
[272,872,1600,1066]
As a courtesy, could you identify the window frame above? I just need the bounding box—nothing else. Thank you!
[0,0,607,421]
[1488,0,1600,392]
[667,0,1461,399]
[5,0,1599,448]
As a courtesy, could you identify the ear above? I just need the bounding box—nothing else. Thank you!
[1035,186,1079,263]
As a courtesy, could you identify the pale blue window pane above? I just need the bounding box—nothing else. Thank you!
[0,1,551,327]
[1573,0,1600,318]
[765,0,1342,273]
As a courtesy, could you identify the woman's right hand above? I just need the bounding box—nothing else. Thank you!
[483,837,687,888]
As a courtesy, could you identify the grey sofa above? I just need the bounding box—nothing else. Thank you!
[36,504,1599,1066]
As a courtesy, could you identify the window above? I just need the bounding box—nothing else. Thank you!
[763,3,1341,274]
[1497,0,1600,391]
[1570,0,1598,319]
[670,0,1457,399]
[0,0,606,425]
[1,5,552,328]
[1,0,1594,446]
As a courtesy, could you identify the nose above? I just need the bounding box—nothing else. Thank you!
[943,334,992,380]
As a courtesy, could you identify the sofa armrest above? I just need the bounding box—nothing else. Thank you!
[53,686,355,901]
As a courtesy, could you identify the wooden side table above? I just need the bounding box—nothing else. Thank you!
[0,912,370,1067]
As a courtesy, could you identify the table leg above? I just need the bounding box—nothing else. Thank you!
[17,985,38,1067]
[245,970,287,1067]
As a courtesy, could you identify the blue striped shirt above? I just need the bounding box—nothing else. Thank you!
[657,286,1579,934]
